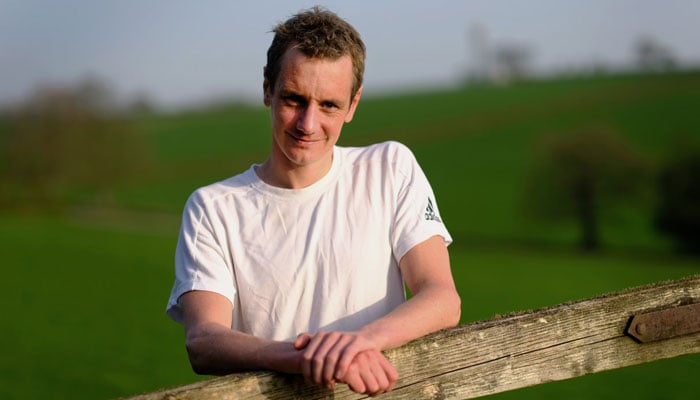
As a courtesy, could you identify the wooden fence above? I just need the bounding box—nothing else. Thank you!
[124,275,700,399]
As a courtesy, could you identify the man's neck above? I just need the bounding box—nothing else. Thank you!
[256,157,333,189]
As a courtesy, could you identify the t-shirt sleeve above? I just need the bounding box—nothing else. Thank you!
[390,143,452,263]
[166,192,237,324]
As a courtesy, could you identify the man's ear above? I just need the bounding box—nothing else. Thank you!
[263,69,271,107]
[344,85,363,123]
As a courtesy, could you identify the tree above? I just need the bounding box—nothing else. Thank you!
[491,44,532,84]
[0,77,152,210]
[654,142,700,254]
[525,126,651,251]
[634,36,677,73]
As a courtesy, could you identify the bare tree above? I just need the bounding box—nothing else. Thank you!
[492,44,533,84]
[634,36,677,72]
[525,126,651,251]
[465,23,533,85]
[467,22,490,81]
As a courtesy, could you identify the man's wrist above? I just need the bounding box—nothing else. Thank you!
[259,341,302,374]
[355,326,388,351]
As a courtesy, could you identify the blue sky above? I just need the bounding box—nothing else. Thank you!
[2,0,699,109]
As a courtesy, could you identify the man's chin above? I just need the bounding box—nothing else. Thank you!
[285,149,332,168]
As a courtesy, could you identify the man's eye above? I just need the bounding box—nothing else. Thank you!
[283,95,305,106]
[322,102,338,110]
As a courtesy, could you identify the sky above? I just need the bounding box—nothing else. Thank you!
[2,0,700,109]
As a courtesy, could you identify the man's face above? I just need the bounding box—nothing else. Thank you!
[264,48,362,174]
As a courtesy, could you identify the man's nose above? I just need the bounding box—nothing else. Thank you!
[296,105,317,135]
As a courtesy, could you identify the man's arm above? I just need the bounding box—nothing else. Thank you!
[297,234,461,388]
[181,235,459,394]
[180,290,301,375]
[181,290,399,395]
[360,234,461,348]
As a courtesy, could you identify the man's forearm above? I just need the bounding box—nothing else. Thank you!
[357,282,461,350]
[358,235,461,351]
[185,322,300,375]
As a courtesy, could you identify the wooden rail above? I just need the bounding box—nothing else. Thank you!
[123,275,700,399]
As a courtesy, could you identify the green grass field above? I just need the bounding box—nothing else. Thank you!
[2,71,699,399]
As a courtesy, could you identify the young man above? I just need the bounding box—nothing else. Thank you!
[166,7,461,395]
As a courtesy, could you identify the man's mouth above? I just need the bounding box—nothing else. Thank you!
[287,132,324,143]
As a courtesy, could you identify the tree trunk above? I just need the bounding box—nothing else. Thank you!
[576,179,598,251]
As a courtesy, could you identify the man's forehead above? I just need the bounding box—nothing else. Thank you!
[276,49,354,100]
[279,47,353,73]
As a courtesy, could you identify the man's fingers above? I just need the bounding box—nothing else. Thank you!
[333,336,374,380]
[338,350,397,395]
[369,358,389,395]
[311,331,340,385]
[296,331,386,391]
[320,333,353,385]
[300,332,325,382]
[362,350,397,395]
[378,354,399,391]
[356,352,380,395]
[299,331,340,385]
[343,363,365,394]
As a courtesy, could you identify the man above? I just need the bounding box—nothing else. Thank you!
[166,7,460,395]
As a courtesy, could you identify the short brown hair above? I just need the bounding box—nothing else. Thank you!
[264,6,366,99]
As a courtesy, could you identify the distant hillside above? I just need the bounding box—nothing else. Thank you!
[110,71,699,251]
[2,71,698,250]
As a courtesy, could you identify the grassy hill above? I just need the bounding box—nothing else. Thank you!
[119,71,700,251]
[1,71,699,399]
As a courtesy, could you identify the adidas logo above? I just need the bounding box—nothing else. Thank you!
[424,197,442,222]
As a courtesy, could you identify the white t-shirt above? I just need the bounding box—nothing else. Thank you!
[166,141,451,342]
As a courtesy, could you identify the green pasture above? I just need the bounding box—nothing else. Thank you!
[1,214,697,399]
[2,71,699,398]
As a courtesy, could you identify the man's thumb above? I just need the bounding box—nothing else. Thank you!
[293,333,312,350]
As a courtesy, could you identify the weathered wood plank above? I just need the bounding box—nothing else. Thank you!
[123,275,700,400]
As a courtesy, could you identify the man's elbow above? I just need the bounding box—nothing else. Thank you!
[185,334,230,375]
[188,358,212,376]
[447,289,461,327]
[186,338,213,375]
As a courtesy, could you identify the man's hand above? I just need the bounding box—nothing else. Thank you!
[340,349,398,395]
[294,331,398,393]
